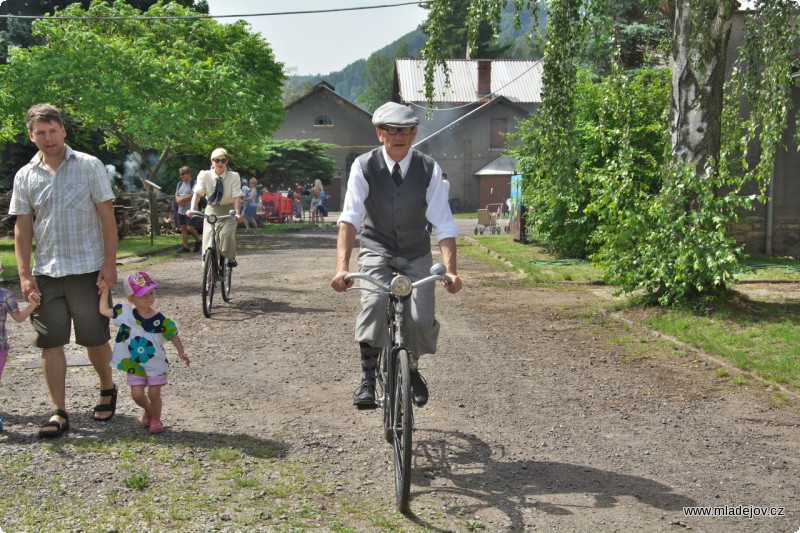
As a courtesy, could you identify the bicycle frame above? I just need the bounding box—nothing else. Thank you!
[190,210,235,317]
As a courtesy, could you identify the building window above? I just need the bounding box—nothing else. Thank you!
[490,117,508,150]
[314,115,333,126]
[345,152,359,177]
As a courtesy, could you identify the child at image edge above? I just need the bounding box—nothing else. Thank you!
[99,271,189,434]
[0,261,39,431]
[0,260,39,381]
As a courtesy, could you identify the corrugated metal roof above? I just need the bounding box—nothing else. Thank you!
[474,155,518,175]
[396,59,543,104]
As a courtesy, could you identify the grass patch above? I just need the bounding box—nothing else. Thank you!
[464,234,603,284]
[737,255,800,282]
[123,471,150,490]
[644,297,800,389]
[258,221,317,235]
[210,446,241,462]
[0,440,421,531]
[470,236,800,393]
[0,234,186,282]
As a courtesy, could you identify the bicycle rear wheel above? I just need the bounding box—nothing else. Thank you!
[202,248,216,318]
[390,347,413,513]
[221,256,232,302]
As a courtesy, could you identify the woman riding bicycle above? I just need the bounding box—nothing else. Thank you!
[188,148,243,267]
[330,102,462,408]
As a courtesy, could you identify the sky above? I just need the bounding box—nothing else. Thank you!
[204,0,429,76]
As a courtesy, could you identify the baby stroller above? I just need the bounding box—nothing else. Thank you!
[474,203,505,234]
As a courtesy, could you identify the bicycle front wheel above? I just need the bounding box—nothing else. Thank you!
[221,256,232,302]
[202,249,216,318]
[391,347,413,513]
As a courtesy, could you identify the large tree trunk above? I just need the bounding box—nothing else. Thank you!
[670,0,737,178]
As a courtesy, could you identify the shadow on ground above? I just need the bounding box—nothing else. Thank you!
[405,429,695,530]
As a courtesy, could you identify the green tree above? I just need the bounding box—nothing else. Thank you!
[421,0,514,58]
[0,1,211,186]
[281,66,314,105]
[356,43,410,113]
[513,65,670,258]
[0,0,284,186]
[423,0,800,308]
[514,0,585,256]
[259,139,336,190]
[356,53,394,113]
[0,0,208,62]
[583,0,669,72]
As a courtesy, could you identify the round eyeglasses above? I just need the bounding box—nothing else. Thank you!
[380,126,415,136]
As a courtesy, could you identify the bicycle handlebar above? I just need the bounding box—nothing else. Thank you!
[187,210,237,224]
[344,263,452,295]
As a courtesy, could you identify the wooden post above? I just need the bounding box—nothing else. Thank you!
[143,180,163,246]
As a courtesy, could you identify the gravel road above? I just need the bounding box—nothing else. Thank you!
[1,223,799,532]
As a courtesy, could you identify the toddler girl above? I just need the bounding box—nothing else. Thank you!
[0,261,39,381]
[99,271,189,434]
[0,261,39,432]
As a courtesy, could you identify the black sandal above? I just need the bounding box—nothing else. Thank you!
[93,384,117,422]
[38,409,69,438]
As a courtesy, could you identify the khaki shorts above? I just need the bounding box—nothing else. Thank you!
[31,272,111,349]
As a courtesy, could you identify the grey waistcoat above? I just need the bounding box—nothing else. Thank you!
[358,148,435,260]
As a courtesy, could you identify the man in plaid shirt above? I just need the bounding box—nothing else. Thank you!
[9,103,118,438]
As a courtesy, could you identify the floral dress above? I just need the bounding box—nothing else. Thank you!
[109,304,178,377]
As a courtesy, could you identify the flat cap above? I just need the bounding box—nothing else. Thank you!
[372,102,419,127]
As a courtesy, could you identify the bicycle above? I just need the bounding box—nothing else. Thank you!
[189,210,236,318]
[344,263,451,513]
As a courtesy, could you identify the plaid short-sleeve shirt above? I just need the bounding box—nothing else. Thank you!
[9,146,115,277]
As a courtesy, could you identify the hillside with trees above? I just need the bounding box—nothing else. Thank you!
[282,1,545,106]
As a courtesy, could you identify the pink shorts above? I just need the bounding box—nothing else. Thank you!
[127,374,168,387]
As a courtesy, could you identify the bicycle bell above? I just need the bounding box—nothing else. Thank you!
[430,263,446,276]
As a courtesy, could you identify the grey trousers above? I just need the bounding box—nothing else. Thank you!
[354,248,440,357]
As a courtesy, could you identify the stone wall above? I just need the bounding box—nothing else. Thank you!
[729,219,800,258]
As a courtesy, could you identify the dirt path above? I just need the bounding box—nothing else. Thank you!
[2,227,800,532]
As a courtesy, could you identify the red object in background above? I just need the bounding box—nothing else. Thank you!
[261,191,294,223]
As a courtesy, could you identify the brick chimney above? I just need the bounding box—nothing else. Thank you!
[477,60,492,99]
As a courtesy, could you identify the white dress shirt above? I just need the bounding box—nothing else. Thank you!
[338,147,458,241]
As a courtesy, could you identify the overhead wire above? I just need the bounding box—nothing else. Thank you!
[0,1,429,21]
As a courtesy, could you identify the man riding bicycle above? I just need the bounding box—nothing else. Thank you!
[331,101,462,408]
